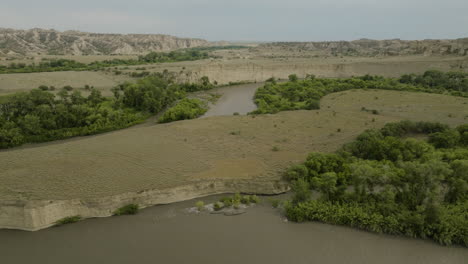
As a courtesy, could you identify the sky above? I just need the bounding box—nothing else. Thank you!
[1,0,467,41]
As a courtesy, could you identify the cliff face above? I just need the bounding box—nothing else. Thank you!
[0,28,210,55]
[0,179,288,231]
[258,38,468,56]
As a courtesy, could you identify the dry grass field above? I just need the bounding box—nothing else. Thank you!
[0,90,466,201]
[1,54,466,96]
[0,71,132,96]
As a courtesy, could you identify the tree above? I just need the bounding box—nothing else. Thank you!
[311,172,338,200]
[429,130,460,148]
[288,74,298,82]
[292,178,311,204]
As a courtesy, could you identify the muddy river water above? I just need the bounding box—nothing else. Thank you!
[1,84,467,263]
[0,195,466,264]
[202,83,260,117]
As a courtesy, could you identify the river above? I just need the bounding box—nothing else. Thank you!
[202,83,260,117]
[0,195,466,264]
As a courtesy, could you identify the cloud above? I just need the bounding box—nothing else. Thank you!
[1,0,467,41]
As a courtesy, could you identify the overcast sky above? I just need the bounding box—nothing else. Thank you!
[1,0,467,41]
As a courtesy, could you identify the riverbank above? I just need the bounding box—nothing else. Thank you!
[0,179,288,231]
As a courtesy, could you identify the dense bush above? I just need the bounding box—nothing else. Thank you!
[251,71,468,114]
[159,98,208,123]
[113,204,139,215]
[55,215,82,226]
[0,87,147,149]
[0,74,215,149]
[284,121,468,246]
[138,49,209,63]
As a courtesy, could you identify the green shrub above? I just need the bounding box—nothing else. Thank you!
[220,197,233,207]
[270,199,280,208]
[195,201,205,211]
[250,195,260,204]
[214,202,224,211]
[113,204,139,216]
[241,195,251,205]
[429,130,461,148]
[272,146,280,152]
[159,98,208,123]
[55,215,82,226]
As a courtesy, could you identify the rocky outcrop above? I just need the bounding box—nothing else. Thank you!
[258,38,468,56]
[0,28,209,55]
[0,179,288,231]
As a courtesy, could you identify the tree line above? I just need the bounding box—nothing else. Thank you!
[250,71,468,114]
[284,121,468,246]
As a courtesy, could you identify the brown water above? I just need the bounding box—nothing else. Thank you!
[0,195,466,264]
[202,83,260,117]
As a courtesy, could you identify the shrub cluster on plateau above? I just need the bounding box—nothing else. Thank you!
[0,73,215,149]
[159,98,208,123]
[251,71,468,114]
[284,121,468,247]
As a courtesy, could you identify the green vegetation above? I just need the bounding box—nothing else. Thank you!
[196,201,205,211]
[251,71,468,114]
[138,49,209,63]
[113,204,139,216]
[214,202,224,211]
[187,45,249,52]
[0,87,147,149]
[55,215,82,226]
[0,74,215,149]
[230,130,241,135]
[284,121,468,247]
[216,193,260,211]
[159,98,208,123]
[270,199,281,208]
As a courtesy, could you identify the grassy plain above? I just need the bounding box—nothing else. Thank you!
[0,54,466,96]
[0,90,466,201]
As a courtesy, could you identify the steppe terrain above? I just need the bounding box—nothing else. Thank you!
[0,89,466,230]
[1,55,467,96]
[1,31,468,231]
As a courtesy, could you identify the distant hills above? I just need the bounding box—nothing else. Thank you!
[0,28,210,56]
[258,38,468,56]
[1,28,467,57]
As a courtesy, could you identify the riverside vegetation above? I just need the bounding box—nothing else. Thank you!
[196,193,260,212]
[284,121,468,247]
[250,71,468,114]
[0,73,214,149]
[1,70,466,149]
